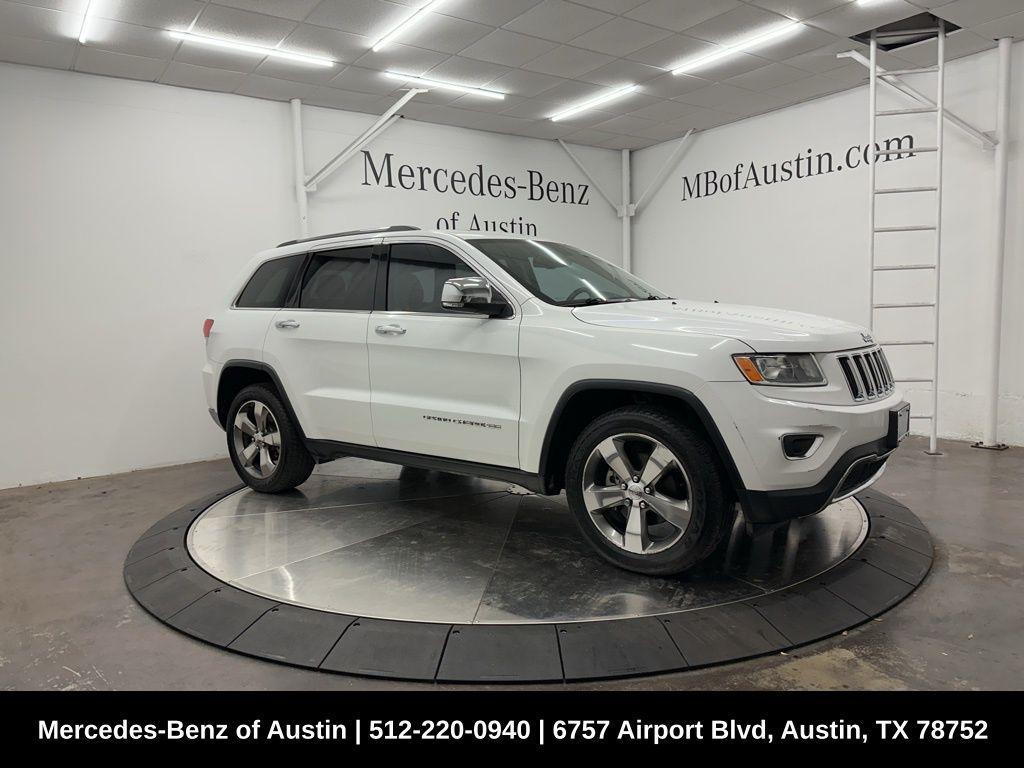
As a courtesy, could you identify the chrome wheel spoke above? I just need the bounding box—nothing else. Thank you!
[235,412,257,436]
[262,430,281,448]
[596,437,634,482]
[623,504,650,554]
[253,402,269,432]
[240,442,259,466]
[583,483,627,513]
[639,445,675,487]
[259,446,274,476]
[646,494,691,531]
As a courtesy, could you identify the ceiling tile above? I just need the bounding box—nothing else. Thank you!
[627,98,696,120]
[467,112,536,135]
[937,0,1024,28]
[665,104,734,130]
[561,127,619,145]
[673,81,752,109]
[92,0,206,30]
[75,18,178,59]
[569,17,673,57]
[765,71,847,101]
[897,29,996,64]
[278,24,371,64]
[171,37,264,72]
[804,1,924,38]
[626,33,718,69]
[5,0,88,11]
[818,59,866,87]
[328,64,401,95]
[521,44,613,78]
[352,42,448,74]
[545,105,618,128]
[742,23,840,62]
[303,85,391,112]
[210,1,322,22]
[625,0,741,33]
[0,30,75,68]
[599,134,654,149]
[684,4,791,45]
[390,12,493,54]
[438,0,544,27]
[639,71,713,98]
[192,3,296,46]
[714,88,790,114]
[745,0,851,22]
[425,104,489,129]
[74,47,166,80]
[677,50,771,80]
[575,57,663,86]
[971,10,1024,39]
[235,73,319,100]
[536,78,608,103]
[497,96,561,119]
[254,54,340,84]
[591,113,658,134]
[484,67,564,97]
[306,0,410,38]
[629,121,691,141]
[515,119,576,139]
[503,0,614,43]
[0,1,79,41]
[458,29,558,66]
[425,55,512,86]
[725,60,812,89]
[160,60,248,91]
[450,91,527,112]
[782,38,862,72]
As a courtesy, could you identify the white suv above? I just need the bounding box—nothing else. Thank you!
[202,226,909,576]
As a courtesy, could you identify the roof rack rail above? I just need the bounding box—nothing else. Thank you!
[277,225,420,248]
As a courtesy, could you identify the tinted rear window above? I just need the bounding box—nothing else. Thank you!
[299,246,376,311]
[236,255,303,308]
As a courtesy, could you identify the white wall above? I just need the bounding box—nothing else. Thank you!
[0,63,621,489]
[633,41,1023,446]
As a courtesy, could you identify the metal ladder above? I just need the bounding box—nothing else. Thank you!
[867,21,946,454]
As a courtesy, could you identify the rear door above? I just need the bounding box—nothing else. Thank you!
[367,240,521,468]
[263,241,378,446]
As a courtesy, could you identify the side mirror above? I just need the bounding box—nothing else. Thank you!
[441,277,511,318]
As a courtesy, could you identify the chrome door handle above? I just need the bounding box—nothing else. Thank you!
[275,319,300,329]
[375,324,407,336]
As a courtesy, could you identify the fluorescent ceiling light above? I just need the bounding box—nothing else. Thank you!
[373,0,448,52]
[77,0,93,44]
[549,85,639,122]
[383,71,504,99]
[671,22,802,75]
[166,31,335,67]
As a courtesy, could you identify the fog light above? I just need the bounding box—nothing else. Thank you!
[782,434,821,459]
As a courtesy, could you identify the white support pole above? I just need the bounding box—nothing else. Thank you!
[305,89,424,190]
[928,24,945,456]
[839,50,997,150]
[978,37,1013,450]
[556,139,619,212]
[634,128,693,213]
[621,148,632,273]
[868,34,877,331]
[289,98,309,239]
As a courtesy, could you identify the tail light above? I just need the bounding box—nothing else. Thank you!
[203,318,214,339]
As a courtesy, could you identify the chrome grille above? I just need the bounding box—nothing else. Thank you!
[838,347,895,401]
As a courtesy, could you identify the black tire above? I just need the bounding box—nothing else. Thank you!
[565,405,732,576]
[226,384,314,493]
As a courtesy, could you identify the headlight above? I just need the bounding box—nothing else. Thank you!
[733,354,826,386]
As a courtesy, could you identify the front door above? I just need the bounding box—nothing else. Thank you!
[368,241,521,468]
[263,242,377,446]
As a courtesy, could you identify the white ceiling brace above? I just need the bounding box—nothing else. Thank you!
[556,139,620,213]
[288,89,426,238]
[839,50,996,149]
[634,129,694,213]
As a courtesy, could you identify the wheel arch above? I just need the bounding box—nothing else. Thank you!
[216,360,307,442]
[537,380,750,508]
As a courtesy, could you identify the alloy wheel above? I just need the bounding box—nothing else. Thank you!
[232,400,281,479]
[581,433,693,555]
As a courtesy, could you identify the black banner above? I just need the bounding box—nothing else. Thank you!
[0,691,1015,755]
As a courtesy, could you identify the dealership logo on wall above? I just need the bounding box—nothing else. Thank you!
[680,134,919,202]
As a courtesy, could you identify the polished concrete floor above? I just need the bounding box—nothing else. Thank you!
[0,435,1021,690]
[189,472,866,624]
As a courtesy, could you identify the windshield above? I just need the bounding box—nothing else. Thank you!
[469,239,671,307]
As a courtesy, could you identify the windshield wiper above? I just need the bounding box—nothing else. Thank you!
[564,297,632,307]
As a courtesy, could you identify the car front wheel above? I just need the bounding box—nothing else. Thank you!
[226,384,314,493]
[565,406,732,576]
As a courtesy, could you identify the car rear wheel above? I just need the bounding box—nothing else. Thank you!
[565,406,732,576]
[226,384,314,493]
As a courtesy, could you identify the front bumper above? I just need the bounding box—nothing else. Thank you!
[743,438,893,523]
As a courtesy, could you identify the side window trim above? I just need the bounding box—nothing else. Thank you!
[233,253,305,310]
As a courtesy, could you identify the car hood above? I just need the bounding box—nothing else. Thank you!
[571,299,871,353]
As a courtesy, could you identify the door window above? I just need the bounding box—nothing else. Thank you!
[299,246,376,311]
[387,243,477,313]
